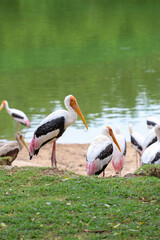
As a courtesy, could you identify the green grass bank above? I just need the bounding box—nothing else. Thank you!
[0,166,159,239]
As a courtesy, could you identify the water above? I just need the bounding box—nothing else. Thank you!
[0,0,160,143]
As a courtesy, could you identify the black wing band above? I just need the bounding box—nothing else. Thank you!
[35,116,65,139]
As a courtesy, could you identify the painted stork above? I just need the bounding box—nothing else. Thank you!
[0,132,29,165]
[29,95,88,167]
[141,124,160,165]
[142,126,157,150]
[112,126,127,175]
[146,116,160,129]
[86,126,121,177]
[129,124,144,156]
[129,123,144,168]
[0,100,30,131]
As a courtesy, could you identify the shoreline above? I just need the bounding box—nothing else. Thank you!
[12,142,138,177]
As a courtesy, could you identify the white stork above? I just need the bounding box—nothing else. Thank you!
[29,95,88,167]
[142,126,157,151]
[112,126,127,175]
[86,126,121,177]
[0,100,30,131]
[146,116,160,129]
[129,123,144,168]
[141,124,160,165]
[129,123,144,155]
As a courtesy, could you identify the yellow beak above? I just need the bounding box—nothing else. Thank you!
[20,135,30,153]
[72,101,88,130]
[0,101,5,110]
[110,130,121,152]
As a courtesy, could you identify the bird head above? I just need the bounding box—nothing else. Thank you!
[69,95,88,130]
[16,132,30,153]
[129,123,133,134]
[106,126,121,152]
[0,100,6,110]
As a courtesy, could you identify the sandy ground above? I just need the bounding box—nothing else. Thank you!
[11,142,139,177]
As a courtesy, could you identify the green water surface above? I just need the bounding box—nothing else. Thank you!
[0,0,160,142]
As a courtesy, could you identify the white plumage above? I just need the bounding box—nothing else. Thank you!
[129,123,144,156]
[86,135,112,175]
[129,123,145,168]
[30,95,88,167]
[0,100,30,130]
[86,126,121,177]
[112,126,127,174]
[146,116,160,129]
[32,109,73,150]
[142,126,157,150]
[141,125,160,165]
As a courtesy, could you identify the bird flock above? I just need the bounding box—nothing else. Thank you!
[0,96,160,177]
[129,117,160,166]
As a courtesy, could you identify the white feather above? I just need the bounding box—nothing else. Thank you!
[141,125,160,165]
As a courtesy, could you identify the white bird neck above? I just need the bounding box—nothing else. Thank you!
[15,134,23,150]
[102,128,111,139]
[155,125,160,142]
[116,126,121,134]
[129,124,133,135]
[64,97,77,128]
[4,101,11,114]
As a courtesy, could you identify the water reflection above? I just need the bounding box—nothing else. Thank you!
[22,95,160,144]
[0,1,160,143]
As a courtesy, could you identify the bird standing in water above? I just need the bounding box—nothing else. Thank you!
[29,95,88,167]
[0,100,30,131]
[86,126,121,177]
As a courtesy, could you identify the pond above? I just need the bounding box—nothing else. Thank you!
[0,0,160,143]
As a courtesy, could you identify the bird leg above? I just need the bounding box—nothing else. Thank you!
[103,170,105,177]
[51,141,57,168]
[138,155,141,168]
[17,122,20,132]
[136,151,141,169]
[136,151,138,169]
[115,172,120,177]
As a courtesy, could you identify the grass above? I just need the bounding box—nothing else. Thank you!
[0,166,159,240]
[135,164,160,178]
[0,156,12,165]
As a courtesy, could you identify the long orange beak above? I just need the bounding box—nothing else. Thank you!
[0,101,5,110]
[71,98,88,130]
[20,135,30,153]
[107,127,121,152]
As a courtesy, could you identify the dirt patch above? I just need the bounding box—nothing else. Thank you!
[41,168,73,176]
[136,166,160,178]
[123,173,139,178]
[9,142,139,177]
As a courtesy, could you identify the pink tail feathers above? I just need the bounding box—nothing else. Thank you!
[86,161,98,175]
[25,119,30,127]
[112,157,124,173]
